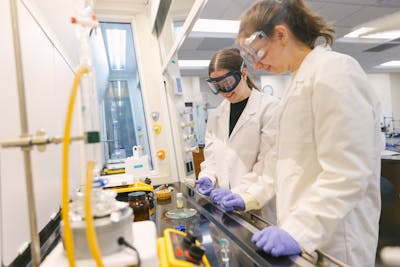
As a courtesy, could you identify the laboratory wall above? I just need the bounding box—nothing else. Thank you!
[0,1,83,265]
[390,73,400,123]
[368,73,393,119]
[366,73,400,131]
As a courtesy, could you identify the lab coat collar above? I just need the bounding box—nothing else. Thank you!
[215,89,261,142]
[281,44,331,100]
[294,44,331,82]
[276,45,332,144]
[229,89,261,140]
[218,88,260,117]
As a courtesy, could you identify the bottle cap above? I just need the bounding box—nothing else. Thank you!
[175,225,186,232]
[128,191,146,200]
[177,192,183,198]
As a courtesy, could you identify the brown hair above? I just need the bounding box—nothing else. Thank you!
[238,0,335,48]
[208,47,259,90]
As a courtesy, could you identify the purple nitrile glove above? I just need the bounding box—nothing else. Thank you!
[195,177,214,196]
[209,188,231,204]
[220,193,245,211]
[251,226,301,257]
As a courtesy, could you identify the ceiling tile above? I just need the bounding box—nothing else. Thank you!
[179,38,203,51]
[337,6,397,27]
[303,1,326,12]
[312,3,363,24]
[220,3,247,20]
[332,25,353,39]
[178,50,214,60]
[197,38,236,51]
[199,0,231,19]
[373,0,400,8]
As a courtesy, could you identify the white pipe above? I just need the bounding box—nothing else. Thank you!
[0,135,85,148]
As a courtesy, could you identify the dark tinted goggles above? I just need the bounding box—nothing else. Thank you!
[206,71,242,95]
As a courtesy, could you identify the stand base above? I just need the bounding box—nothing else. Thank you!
[41,221,158,267]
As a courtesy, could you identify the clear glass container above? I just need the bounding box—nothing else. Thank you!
[176,192,184,209]
[69,187,123,220]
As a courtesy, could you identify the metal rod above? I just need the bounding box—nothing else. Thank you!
[9,0,40,266]
[10,0,29,134]
[21,149,40,267]
[0,135,85,148]
[247,211,274,226]
[316,250,351,267]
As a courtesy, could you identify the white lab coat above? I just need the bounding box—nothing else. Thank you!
[199,89,278,222]
[243,45,382,266]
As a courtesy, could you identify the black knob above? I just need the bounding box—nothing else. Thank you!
[144,177,151,185]
[183,231,197,248]
[189,244,205,261]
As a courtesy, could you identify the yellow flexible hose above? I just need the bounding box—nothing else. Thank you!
[62,66,88,267]
[84,161,104,267]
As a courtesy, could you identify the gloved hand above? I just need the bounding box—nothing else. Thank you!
[195,177,213,195]
[251,226,301,257]
[220,193,245,211]
[209,188,231,204]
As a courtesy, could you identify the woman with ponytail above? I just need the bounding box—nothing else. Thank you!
[237,1,381,265]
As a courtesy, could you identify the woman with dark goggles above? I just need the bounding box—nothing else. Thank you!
[206,63,243,95]
[196,47,278,225]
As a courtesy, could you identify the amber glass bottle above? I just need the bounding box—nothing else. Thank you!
[128,191,150,221]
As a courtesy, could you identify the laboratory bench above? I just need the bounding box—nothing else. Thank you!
[155,182,342,267]
[379,149,400,262]
[381,153,400,194]
[9,182,351,267]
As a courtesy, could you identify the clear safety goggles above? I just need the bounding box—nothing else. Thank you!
[206,70,242,95]
[240,5,287,66]
[240,31,269,66]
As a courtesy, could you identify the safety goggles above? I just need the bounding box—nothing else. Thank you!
[239,6,287,66]
[240,31,269,66]
[206,70,242,95]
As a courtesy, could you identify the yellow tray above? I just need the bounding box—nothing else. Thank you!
[157,228,210,267]
[107,182,154,193]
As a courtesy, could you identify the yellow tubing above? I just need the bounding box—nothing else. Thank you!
[62,66,89,267]
[84,161,104,267]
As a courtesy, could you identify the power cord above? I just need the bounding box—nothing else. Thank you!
[118,237,141,267]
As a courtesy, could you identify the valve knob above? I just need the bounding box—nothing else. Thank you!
[189,244,205,261]
[157,149,166,160]
[153,123,162,134]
